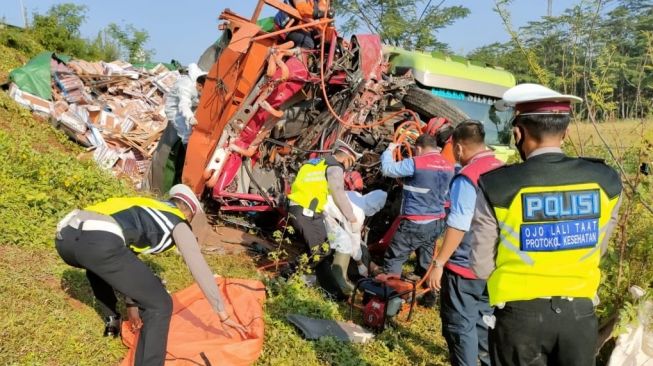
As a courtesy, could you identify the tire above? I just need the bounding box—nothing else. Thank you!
[402,86,469,125]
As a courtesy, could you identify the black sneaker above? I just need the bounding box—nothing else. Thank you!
[278,262,297,279]
[419,290,438,308]
[103,315,121,337]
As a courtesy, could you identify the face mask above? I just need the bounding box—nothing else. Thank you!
[514,126,527,161]
[454,144,463,164]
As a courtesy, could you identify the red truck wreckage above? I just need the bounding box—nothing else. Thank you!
[178,0,511,330]
[182,0,468,219]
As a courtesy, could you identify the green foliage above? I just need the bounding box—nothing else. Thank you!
[474,0,653,120]
[0,27,44,59]
[260,275,450,365]
[0,44,30,82]
[1,3,150,63]
[333,0,470,51]
[492,0,550,86]
[106,23,154,64]
[87,30,122,62]
[30,3,91,58]
[0,92,131,247]
[613,290,653,336]
[566,121,653,357]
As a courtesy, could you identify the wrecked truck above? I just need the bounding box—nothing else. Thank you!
[182,0,516,237]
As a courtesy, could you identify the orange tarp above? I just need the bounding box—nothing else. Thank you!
[121,277,266,366]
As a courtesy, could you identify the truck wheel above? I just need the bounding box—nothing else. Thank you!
[402,86,469,125]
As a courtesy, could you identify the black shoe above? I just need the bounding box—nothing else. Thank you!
[418,290,438,308]
[103,315,121,337]
[278,263,297,279]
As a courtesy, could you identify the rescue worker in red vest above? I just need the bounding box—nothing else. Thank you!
[469,84,623,366]
[285,140,361,295]
[55,184,247,366]
[427,120,504,366]
[380,133,454,277]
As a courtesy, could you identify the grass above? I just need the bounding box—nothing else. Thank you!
[566,119,648,155]
[2,38,648,364]
[0,63,448,365]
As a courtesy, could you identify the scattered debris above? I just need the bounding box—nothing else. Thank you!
[286,314,375,343]
[6,53,180,188]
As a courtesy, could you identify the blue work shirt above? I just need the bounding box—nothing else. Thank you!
[381,148,453,223]
[446,175,477,231]
[446,175,479,269]
[380,149,415,178]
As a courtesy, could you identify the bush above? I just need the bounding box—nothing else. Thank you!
[0,28,44,59]
[0,92,131,247]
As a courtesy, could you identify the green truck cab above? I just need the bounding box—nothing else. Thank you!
[386,46,517,162]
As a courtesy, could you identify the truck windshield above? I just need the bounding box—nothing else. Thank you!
[445,98,513,146]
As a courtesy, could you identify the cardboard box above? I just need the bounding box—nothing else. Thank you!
[59,111,87,134]
[99,110,121,130]
[9,84,53,116]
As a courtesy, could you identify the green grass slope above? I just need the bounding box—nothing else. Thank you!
[0,46,449,365]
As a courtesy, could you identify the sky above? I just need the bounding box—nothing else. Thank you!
[1,0,582,65]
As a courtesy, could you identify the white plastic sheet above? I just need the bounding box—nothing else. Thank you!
[323,190,387,261]
[609,300,653,366]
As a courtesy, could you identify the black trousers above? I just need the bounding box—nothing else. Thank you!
[287,205,347,295]
[55,226,172,366]
[440,269,491,366]
[288,205,328,254]
[491,297,598,366]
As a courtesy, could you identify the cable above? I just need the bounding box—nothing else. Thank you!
[317,5,421,130]
[263,137,332,153]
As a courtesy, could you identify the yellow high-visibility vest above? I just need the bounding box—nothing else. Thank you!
[287,159,329,213]
[85,197,186,254]
[479,155,622,305]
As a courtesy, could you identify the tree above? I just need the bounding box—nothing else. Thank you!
[106,23,153,64]
[332,0,470,51]
[468,42,539,84]
[30,3,89,57]
[88,30,122,62]
[472,0,653,119]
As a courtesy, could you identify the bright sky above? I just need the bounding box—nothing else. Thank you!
[1,0,582,64]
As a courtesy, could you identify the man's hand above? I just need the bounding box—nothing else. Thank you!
[127,306,143,332]
[348,216,358,225]
[387,142,399,151]
[222,318,249,338]
[428,265,444,292]
[218,311,249,338]
[189,117,198,126]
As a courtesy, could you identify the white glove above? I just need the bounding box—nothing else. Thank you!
[387,142,399,151]
[357,263,369,277]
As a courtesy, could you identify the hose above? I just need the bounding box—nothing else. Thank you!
[263,137,332,154]
[317,6,420,130]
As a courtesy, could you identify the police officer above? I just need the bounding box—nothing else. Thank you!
[469,84,622,366]
[285,140,361,294]
[428,120,504,366]
[55,184,247,366]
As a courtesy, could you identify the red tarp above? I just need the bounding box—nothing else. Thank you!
[121,277,266,366]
